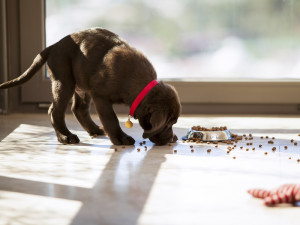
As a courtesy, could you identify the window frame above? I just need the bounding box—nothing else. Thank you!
[5,0,300,114]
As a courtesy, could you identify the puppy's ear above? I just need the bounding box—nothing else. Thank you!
[142,111,167,139]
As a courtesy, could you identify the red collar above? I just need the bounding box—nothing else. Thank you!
[129,80,158,118]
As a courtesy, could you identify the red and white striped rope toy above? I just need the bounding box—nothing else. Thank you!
[248,184,300,206]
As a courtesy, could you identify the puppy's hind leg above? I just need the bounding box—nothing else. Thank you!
[71,90,105,137]
[49,81,80,144]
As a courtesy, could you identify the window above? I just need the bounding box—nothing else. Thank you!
[46,0,300,81]
[8,0,300,113]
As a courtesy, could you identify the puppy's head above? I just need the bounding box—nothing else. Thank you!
[137,82,181,145]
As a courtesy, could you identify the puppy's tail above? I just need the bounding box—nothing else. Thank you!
[0,46,52,89]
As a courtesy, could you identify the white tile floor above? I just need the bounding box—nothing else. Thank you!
[0,114,300,225]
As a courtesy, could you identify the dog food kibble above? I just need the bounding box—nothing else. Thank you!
[137,148,140,152]
[192,126,227,131]
[252,148,255,150]
[297,159,300,163]
[207,142,211,144]
[190,145,193,148]
[289,157,292,160]
[191,149,194,152]
[227,150,230,154]
[294,142,298,146]
[169,144,172,146]
[291,139,294,143]
[236,136,243,140]
[268,140,274,144]
[259,145,262,148]
[261,136,264,139]
[114,148,118,152]
[272,147,276,151]
[246,148,249,151]
[266,136,269,139]
[174,150,177,153]
[272,137,275,139]
[264,152,268,155]
[285,146,288,150]
[213,141,218,144]
[233,156,236,159]
[139,142,143,146]
[207,149,211,153]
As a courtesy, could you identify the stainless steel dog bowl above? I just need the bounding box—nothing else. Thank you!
[182,128,232,142]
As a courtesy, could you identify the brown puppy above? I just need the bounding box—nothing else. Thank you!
[0,28,181,145]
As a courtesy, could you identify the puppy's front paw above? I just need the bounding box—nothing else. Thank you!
[122,135,135,145]
[111,134,135,145]
[89,127,105,137]
[58,134,80,144]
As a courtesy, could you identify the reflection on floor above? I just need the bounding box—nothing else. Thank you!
[0,114,300,225]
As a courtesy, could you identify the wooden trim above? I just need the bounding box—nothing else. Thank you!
[166,81,300,104]
[20,0,51,103]
[0,0,8,113]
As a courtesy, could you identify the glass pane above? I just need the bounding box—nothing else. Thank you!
[46,0,300,80]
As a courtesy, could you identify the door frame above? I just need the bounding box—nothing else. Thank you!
[20,0,51,103]
[0,0,8,113]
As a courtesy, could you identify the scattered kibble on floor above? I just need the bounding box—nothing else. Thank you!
[180,126,298,165]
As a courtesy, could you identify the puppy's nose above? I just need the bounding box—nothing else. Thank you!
[170,134,178,143]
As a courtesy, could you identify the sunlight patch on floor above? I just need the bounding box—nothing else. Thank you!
[0,191,82,225]
[0,124,114,188]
